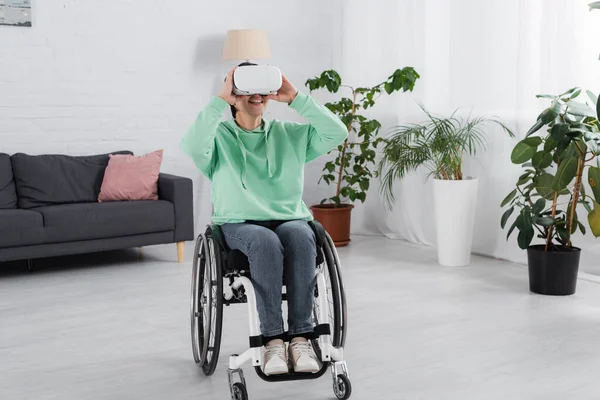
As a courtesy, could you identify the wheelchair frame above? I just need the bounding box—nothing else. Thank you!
[190,221,351,400]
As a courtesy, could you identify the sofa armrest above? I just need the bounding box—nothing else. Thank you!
[158,173,194,242]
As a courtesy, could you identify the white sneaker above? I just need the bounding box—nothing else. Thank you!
[263,342,289,375]
[288,340,320,373]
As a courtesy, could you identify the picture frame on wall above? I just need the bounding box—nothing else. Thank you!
[0,0,31,27]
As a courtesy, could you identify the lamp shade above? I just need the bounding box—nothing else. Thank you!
[222,29,271,61]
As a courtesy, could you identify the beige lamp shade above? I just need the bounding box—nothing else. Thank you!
[222,29,271,61]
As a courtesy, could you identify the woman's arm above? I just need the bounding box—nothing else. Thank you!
[180,96,228,179]
[181,68,239,179]
[267,75,348,163]
[289,92,349,163]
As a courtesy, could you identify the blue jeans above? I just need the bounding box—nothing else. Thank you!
[221,220,316,339]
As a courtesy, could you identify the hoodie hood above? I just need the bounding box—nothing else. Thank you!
[223,119,273,189]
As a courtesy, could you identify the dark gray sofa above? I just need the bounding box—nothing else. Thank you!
[0,151,194,264]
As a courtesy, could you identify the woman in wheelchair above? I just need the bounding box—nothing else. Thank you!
[180,64,348,377]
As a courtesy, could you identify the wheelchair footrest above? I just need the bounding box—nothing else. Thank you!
[253,362,330,382]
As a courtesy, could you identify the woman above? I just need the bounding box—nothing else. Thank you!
[180,65,347,375]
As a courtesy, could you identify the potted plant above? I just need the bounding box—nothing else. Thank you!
[304,67,420,246]
[500,87,600,295]
[377,103,514,266]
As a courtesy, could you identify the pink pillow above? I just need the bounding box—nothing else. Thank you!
[98,150,163,202]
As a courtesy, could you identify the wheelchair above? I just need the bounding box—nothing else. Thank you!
[190,220,351,400]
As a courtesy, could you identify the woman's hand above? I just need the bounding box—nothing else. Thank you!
[218,67,243,105]
[266,74,298,104]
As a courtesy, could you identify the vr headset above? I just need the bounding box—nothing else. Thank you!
[232,65,282,95]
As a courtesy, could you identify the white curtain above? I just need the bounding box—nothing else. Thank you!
[327,0,600,272]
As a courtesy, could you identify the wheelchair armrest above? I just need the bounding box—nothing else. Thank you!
[308,220,327,248]
[209,224,229,251]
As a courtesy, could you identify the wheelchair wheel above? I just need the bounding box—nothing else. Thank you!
[316,231,347,348]
[190,228,224,376]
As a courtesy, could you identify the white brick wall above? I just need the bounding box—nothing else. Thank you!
[0,0,343,233]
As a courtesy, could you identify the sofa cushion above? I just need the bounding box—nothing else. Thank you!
[36,200,175,244]
[0,153,17,209]
[0,209,45,248]
[11,151,133,209]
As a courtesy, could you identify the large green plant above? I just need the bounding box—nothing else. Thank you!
[501,88,600,250]
[305,67,420,206]
[376,103,514,208]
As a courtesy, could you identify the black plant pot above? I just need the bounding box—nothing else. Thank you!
[527,245,581,296]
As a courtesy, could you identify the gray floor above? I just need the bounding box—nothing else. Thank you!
[1,236,600,400]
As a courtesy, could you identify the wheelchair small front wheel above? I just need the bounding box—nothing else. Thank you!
[231,382,248,400]
[333,374,352,400]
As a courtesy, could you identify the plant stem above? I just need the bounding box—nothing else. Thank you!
[335,91,357,203]
[545,190,558,252]
[546,158,560,252]
[574,142,586,158]
[566,155,585,247]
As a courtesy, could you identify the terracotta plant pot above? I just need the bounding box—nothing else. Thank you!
[310,204,354,247]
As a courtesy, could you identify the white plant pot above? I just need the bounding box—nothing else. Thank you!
[432,177,479,267]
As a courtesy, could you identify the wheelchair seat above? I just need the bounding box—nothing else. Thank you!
[210,220,326,275]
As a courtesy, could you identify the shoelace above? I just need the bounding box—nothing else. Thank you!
[290,342,312,359]
[265,345,286,360]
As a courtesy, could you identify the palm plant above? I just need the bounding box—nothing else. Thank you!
[377,103,514,208]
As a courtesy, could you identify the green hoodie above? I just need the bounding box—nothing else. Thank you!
[180,92,348,225]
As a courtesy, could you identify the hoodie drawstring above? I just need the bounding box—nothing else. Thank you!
[232,120,273,190]
[233,128,248,189]
[265,129,273,178]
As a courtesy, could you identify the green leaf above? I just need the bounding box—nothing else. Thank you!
[517,211,535,249]
[359,180,370,191]
[525,119,545,137]
[557,225,570,243]
[540,100,561,124]
[567,100,596,117]
[501,189,517,207]
[532,151,553,169]
[506,215,520,240]
[568,88,582,99]
[523,137,543,147]
[589,201,600,237]
[550,123,569,142]
[535,216,555,226]
[588,166,600,204]
[552,156,578,191]
[501,207,514,229]
[532,198,546,215]
[534,173,556,200]
[578,220,587,235]
[555,137,571,157]
[511,141,537,164]
[517,172,532,185]
[544,137,558,153]
[560,87,579,96]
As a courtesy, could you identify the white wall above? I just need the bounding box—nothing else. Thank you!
[2,0,600,271]
[0,0,343,234]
